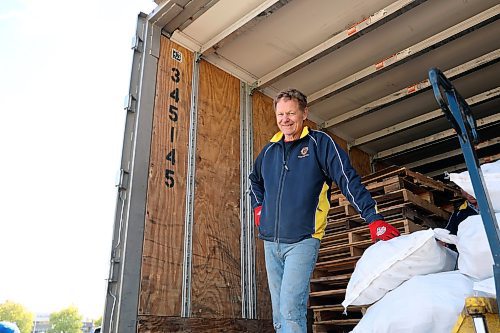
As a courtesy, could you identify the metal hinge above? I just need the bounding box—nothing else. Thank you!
[115,169,129,190]
[131,34,143,52]
[124,94,137,113]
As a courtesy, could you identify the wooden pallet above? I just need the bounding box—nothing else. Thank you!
[309,274,351,305]
[327,189,451,230]
[325,204,440,235]
[314,256,361,274]
[330,166,460,212]
[325,217,364,233]
[309,274,362,332]
[312,319,361,333]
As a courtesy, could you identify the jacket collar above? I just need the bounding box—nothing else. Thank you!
[270,126,310,142]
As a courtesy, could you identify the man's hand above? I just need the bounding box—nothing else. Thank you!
[369,220,400,242]
[254,206,262,226]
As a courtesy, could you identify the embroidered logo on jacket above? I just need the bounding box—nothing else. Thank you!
[298,146,309,158]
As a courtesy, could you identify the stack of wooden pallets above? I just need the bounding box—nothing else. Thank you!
[309,166,460,333]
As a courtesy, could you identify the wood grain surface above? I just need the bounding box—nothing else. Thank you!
[140,37,193,316]
[190,60,242,318]
[138,315,274,332]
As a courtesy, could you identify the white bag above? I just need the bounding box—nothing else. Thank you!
[342,230,457,308]
[433,228,458,244]
[351,271,473,333]
[473,277,496,297]
[449,160,500,212]
[456,213,500,280]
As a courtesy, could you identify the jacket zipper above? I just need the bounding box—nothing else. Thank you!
[274,140,295,242]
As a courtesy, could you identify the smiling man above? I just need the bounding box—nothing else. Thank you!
[249,88,399,332]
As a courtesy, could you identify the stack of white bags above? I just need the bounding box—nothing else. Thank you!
[345,161,500,333]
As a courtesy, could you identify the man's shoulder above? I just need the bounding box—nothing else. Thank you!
[258,141,279,155]
[307,129,335,146]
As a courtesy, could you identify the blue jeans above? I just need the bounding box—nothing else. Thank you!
[264,237,320,333]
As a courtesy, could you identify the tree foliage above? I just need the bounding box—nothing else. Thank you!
[0,300,34,333]
[48,306,82,333]
[93,316,102,327]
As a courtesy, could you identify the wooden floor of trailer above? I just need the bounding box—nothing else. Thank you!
[138,316,274,333]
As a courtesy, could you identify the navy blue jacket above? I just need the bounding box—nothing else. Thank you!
[249,127,383,243]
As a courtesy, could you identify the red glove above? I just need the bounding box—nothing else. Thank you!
[254,206,262,226]
[369,220,400,242]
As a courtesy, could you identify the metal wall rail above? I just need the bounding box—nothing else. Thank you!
[406,137,500,170]
[350,86,500,149]
[374,113,500,160]
[327,49,500,130]
[312,5,499,107]
[181,52,201,318]
[240,82,256,318]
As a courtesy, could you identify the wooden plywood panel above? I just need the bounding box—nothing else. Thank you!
[137,315,274,332]
[252,91,277,157]
[326,130,371,177]
[305,119,318,130]
[140,37,193,316]
[251,91,275,319]
[190,60,242,318]
[349,147,371,176]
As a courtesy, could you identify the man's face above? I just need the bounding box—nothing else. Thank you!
[275,98,308,140]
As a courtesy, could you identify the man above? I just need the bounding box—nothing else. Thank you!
[442,188,479,252]
[445,188,479,236]
[249,88,399,332]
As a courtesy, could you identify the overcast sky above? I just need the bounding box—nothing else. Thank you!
[0,0,157,319]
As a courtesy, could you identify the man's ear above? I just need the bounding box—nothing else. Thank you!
[303,107,309,120]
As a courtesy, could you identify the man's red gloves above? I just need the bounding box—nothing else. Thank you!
[369,220,400,242]
[254,206,262,226]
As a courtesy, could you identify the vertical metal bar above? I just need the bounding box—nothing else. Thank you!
[369,155,376,174]
[240,82,256,318]
[181,52,201,318]
[240,82,249,318]
[246,84,256,319]
[447,90,500,303]
[102,13,160,333]
[429,68,500,312]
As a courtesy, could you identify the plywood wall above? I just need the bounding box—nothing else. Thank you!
[139,38,274,331]
[140,37,193,315]
[190,60,242,318]
[250,91,275,319]
[325,130,371,176]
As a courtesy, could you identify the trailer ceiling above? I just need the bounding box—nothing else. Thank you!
[151,0,500,177]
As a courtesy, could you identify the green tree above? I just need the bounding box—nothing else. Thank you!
[0,300,34,333]
[48,306,83,333]
[93,316,102,327]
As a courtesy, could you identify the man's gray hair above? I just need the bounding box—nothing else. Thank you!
[274,88,308,111]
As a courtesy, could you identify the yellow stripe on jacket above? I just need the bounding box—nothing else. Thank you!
[313,182,331,240]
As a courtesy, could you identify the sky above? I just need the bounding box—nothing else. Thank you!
[0,0,157,320]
